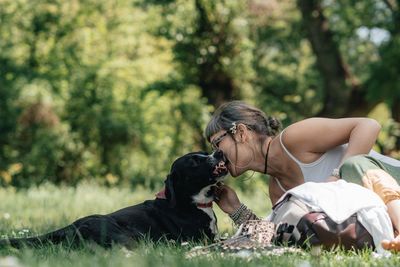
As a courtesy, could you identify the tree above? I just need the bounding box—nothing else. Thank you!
[297,0,377,117]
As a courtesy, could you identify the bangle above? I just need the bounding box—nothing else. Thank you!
[229,203,246,222]
[331,168,340,178]
[229,203,260,226]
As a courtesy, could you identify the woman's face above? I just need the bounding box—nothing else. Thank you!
[209,129,254,177]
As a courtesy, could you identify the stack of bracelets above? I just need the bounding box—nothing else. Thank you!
[228,203,260,226]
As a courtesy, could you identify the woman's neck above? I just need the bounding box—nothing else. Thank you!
[258,136,287,177]
[251,136,273,174]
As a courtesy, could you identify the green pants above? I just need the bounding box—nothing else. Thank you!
[340,155,400,204]
[340,155,400,184]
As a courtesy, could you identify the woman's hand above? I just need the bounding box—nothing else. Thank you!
[214,185,241,215]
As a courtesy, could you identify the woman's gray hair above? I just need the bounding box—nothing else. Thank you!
[205,101,281,142]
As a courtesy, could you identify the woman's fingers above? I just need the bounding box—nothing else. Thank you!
[213,184,226,202]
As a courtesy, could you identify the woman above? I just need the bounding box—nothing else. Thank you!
[205,101,400,251]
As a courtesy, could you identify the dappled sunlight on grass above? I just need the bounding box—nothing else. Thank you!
[0,182,153,235]
[2,183,399,266]
[1,238,400,267]
[0,181,270,237]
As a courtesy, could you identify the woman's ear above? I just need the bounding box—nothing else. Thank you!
[236,123,249,143]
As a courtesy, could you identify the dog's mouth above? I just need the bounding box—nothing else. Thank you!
[212,160,228,177]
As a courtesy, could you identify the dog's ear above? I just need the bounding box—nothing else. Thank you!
[165,173,176,208]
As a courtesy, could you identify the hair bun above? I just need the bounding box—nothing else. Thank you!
[205,101,282,140]
[266,116,281,135]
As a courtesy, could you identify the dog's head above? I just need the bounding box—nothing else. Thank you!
[163,150,228,209]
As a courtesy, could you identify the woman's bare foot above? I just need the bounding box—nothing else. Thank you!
[382,235,400,251]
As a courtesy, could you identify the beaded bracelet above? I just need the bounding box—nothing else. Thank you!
[229,203,260,226]
[229,203,247,222]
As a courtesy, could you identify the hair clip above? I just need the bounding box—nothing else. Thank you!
[229,122,237,134]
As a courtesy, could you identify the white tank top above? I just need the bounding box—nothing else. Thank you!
[278,130,400,183]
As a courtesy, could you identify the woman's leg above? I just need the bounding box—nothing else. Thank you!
[362,169,400,250]
[340,155,400,251]
[383,200,400,250]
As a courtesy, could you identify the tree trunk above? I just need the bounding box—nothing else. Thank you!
[392,96,400,150]
[384,0,400,150]
[194,0,237,108]
[297,0,376,117]
[198,70,236,108]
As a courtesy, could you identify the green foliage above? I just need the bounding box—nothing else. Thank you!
[0,0,398,187]
[0,0,214,187]
[13,121,86,187]
[325,0,393,85]
[249,1,323,123]
[171,0,255,88]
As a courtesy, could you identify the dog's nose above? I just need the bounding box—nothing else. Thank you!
[213,149,224,160]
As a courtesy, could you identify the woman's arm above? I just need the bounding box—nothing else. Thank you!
[269,176,285,206]
[283,117,381,165]
[214,185,241,214]
[214,185,259,225]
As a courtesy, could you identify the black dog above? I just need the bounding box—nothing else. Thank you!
[0,151,228,248]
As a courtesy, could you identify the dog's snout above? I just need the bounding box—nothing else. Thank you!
[214,149,224,159]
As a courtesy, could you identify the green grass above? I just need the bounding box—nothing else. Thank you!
[1,182,400,267]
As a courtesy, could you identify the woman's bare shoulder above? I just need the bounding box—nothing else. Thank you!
[282,117,378,153]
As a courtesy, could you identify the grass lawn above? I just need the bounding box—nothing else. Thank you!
[1,182,400,267]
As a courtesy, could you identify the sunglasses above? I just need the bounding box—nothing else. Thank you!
[211,132,229,150]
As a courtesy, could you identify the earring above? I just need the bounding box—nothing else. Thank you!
[229,122,237,135]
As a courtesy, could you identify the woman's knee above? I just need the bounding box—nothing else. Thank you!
[363,169,400,204]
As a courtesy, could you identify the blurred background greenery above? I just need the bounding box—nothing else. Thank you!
[0,0,399,190]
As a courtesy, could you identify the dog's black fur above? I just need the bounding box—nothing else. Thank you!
[0,151,227,248]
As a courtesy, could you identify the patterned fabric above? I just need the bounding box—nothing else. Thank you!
[185,220,303,258]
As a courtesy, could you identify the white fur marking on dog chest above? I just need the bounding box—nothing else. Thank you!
[192,185,218,235]
[198,207,217,235]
